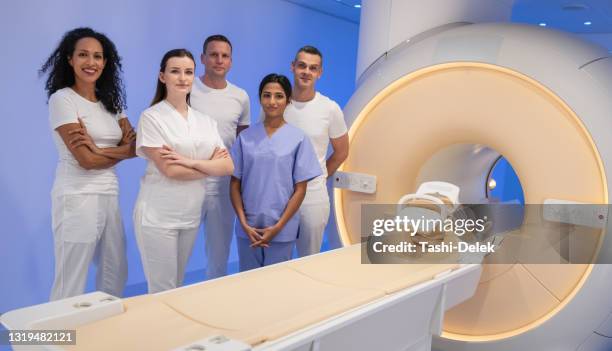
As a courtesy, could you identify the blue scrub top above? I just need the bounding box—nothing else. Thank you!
[231,122,321,242]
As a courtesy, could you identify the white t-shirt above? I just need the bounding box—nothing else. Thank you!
[284,92,348,204]
[49,87,125,197]
[190,78,250,195]
[135,100,225,229]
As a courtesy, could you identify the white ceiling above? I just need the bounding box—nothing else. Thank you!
[282,0,362,23]
[283,0,612,34]
[513,0,612,33]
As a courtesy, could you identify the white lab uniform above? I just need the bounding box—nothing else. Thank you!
[134,100,224,293]
[284,92,348,257]
[48,87,127,300]
[190,78,250,279]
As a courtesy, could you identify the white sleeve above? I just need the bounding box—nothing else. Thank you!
[136,112,166,159]
[328,101,348,139]
[49,92,78,129]
[211,119,226,149]
[238,90,251,126]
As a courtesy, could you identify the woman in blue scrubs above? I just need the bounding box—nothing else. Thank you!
[230,74,321,271]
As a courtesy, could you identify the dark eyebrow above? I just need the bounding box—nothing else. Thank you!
[76,49,103,55]
[168,66,194,71]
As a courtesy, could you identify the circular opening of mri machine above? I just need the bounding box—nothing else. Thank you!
[414,143,525,206]
[334,63,607,341]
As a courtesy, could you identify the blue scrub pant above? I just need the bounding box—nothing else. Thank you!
[237,237,294,272]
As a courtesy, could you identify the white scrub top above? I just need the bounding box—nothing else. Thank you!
[230,122,321,242]
[190,79,250,196]
[49,87,125,197]
[284,92,347,204]
[135,100,225,229]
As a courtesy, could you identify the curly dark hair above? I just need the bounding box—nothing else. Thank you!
[39,27,126,115]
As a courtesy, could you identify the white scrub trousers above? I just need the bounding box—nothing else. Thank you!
[202,193,235,280]
[134,205,198,294]
[50,194,127,301]
[296,202,330,257]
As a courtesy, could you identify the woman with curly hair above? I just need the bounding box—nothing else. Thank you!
[40,27,136,300]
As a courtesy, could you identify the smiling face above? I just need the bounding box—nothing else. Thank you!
[201,40,232,79]
[159,56,195,97]
[291,51,322,91]
[260,82,288,119]
[69,37,106,85]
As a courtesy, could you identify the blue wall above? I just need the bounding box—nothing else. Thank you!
[0,0,359,314]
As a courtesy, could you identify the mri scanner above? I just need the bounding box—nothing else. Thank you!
[3,0,612,350]
[335,1,612,350]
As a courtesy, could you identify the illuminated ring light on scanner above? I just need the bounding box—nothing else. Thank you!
[334,23,612,350]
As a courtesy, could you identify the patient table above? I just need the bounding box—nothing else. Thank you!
[2,244,480,351]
